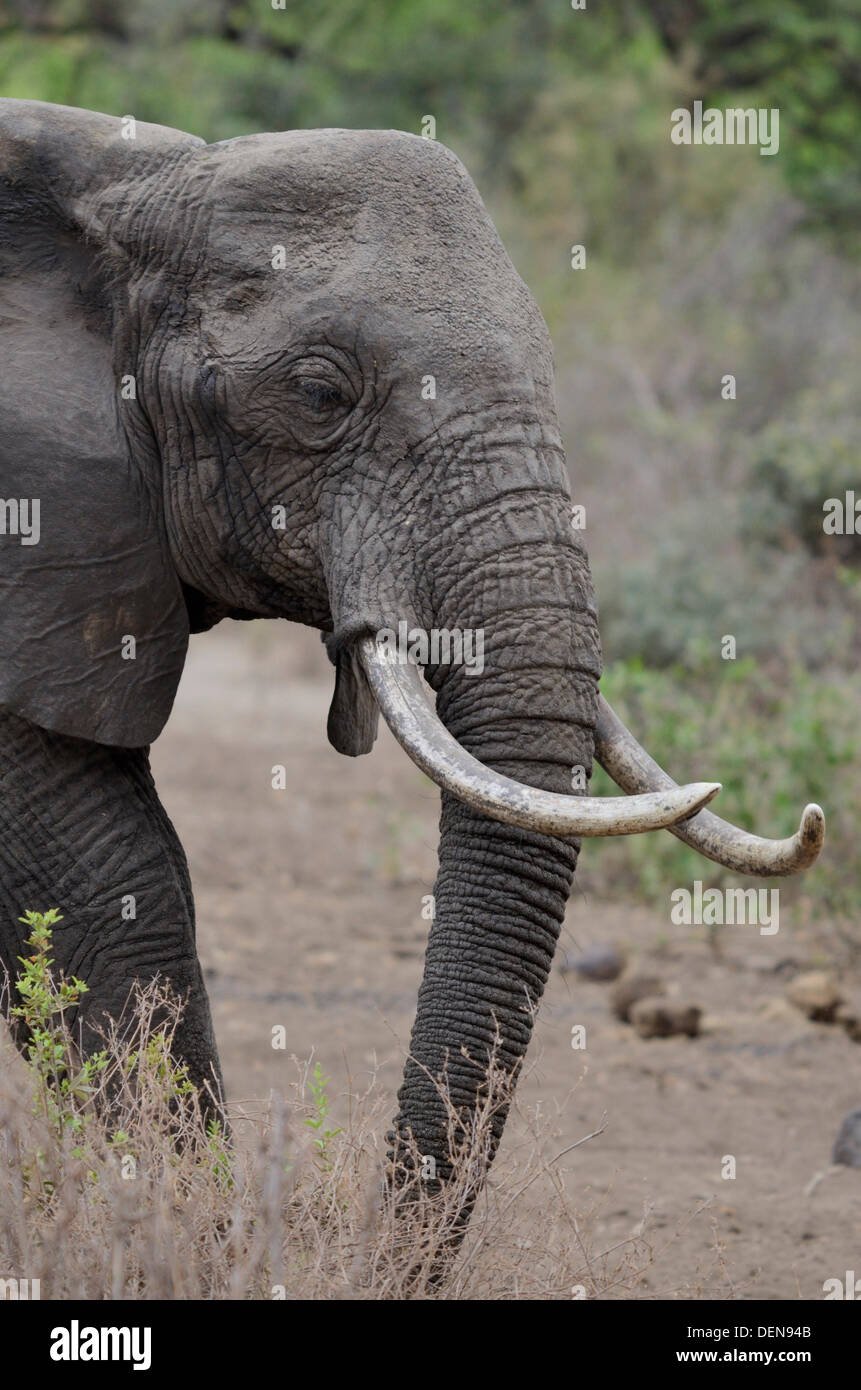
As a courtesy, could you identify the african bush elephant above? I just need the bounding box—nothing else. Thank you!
[0,100,824,1194]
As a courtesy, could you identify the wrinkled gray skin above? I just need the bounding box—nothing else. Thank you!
[0,102,600,1193]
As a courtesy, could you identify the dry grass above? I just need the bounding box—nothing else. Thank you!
[0,971,732,1300]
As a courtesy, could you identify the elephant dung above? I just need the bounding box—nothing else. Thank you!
[786,971,843,1023]
[611,973,666,1022]
[630,998,702,1040]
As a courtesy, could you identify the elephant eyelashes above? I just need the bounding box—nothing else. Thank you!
[298,380,346,412]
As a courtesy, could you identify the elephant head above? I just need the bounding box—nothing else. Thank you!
[0,101,823,1195]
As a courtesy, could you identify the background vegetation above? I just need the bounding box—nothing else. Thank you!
[0,0,858,918]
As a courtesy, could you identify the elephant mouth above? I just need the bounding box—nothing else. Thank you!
[358,634,825,876]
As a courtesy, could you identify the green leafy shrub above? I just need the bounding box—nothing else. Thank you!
[598,498,860,674]
[12,909,108,1142]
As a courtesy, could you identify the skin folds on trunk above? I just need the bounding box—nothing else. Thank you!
[394,793,579,1175]
[391,530,601,1180]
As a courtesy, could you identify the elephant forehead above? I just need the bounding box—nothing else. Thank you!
[200,128,512,281]
[192,131,549,369]
[206,127,483,217]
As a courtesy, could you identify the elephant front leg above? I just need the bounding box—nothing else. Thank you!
[0,711,223,1105]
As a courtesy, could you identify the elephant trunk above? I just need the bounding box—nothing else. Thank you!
[393,794,577,1180]
[389,513,600,1186]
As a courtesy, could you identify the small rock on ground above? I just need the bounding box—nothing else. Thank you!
[562,943,625,982]
[832,1108,861,1167]
[786,971,843,1023]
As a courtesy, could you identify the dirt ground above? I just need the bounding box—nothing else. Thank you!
[151,620,861,1301]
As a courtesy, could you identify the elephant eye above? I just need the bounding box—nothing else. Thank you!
[297,379,346,413]
[286,353,360,447]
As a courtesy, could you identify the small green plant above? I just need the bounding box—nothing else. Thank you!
[206,1117,234,1189]
[12,910,108,1143]
[303,1061,342,1168]
[125,1030,196,1102]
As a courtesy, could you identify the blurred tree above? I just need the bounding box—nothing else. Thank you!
[644,0,861,229]
[1,0,858,228]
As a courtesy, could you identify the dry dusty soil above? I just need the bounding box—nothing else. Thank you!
[151,620,861,1300]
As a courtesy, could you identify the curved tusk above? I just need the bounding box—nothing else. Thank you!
[358,636,721,837]
[595,695,825,876]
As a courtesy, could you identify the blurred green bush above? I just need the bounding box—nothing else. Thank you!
[1,0,859,229]
[743,385,861,566]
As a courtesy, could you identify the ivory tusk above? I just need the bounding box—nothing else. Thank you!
[358,636,721,837]
[595,695,824,875]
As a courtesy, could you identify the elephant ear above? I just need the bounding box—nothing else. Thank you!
[0,100,203,747]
